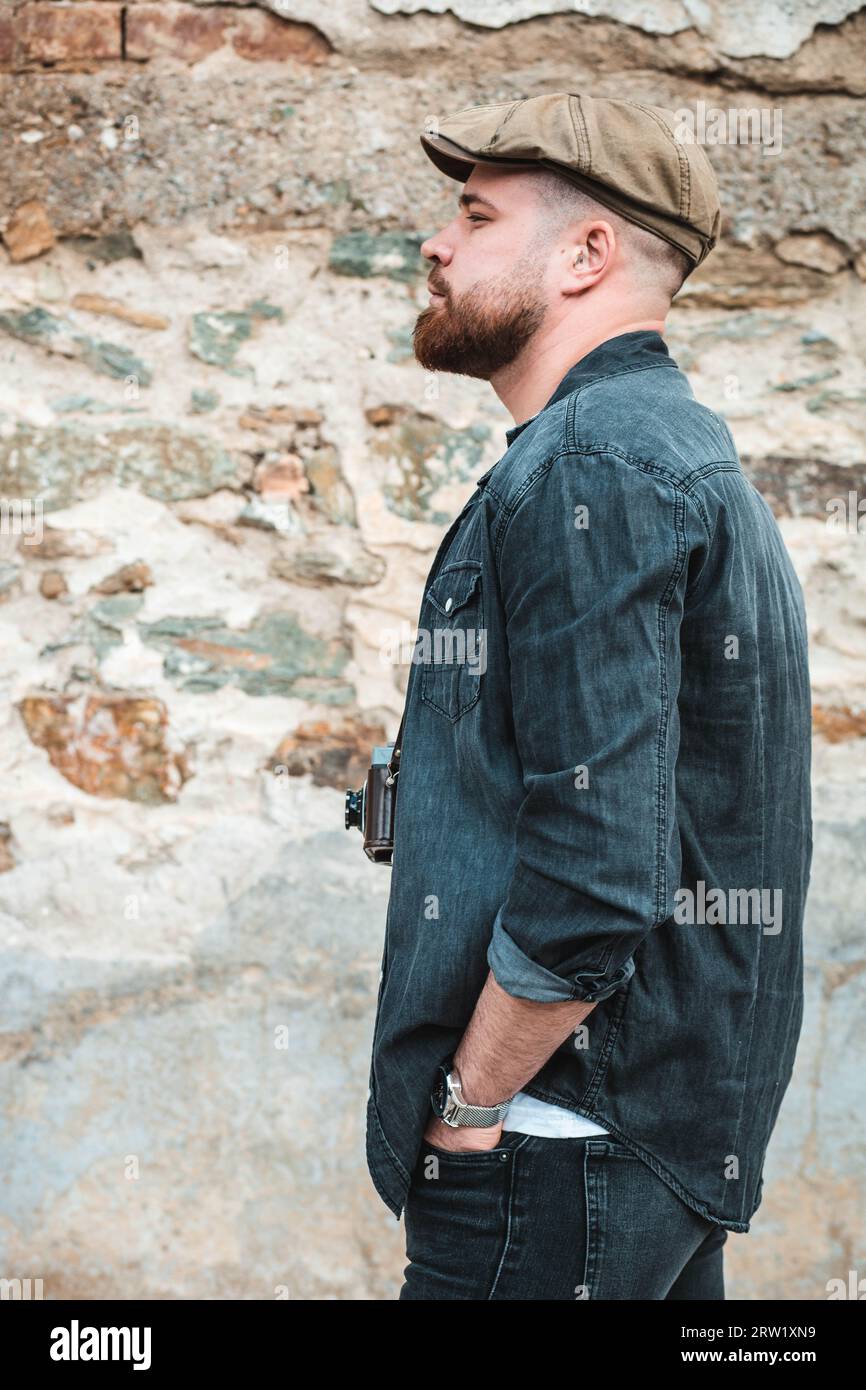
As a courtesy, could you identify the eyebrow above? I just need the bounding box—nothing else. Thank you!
[458,191,500,213]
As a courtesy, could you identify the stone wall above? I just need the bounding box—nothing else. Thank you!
[0,0,863,1300]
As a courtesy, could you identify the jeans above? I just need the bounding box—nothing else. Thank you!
[399,1129,728,1300]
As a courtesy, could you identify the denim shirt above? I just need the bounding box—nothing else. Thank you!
[365,330,813,1233]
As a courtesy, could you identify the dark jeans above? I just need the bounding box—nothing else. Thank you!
[399,1129,728,1300]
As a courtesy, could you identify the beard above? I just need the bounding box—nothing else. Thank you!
[412,255,549,380]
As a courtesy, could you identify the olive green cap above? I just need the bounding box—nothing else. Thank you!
[420,92,721,268]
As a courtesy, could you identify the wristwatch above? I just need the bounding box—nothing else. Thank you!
[430,1059,516,1128]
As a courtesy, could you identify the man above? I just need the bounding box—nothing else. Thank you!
[363,92,812,1300]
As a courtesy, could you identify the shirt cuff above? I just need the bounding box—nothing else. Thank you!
[487,908,636,1004]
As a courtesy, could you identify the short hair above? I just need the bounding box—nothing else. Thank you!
[527,168,692,300]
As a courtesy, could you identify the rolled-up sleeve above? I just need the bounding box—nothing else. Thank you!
[486,450,694,1004]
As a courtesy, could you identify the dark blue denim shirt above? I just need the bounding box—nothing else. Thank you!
[365,330,812,1233]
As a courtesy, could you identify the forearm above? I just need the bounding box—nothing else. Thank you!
[453,968,598,1106]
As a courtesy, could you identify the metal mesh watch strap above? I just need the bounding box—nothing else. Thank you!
[443,1068,513,1126]
[447,1098,511,1126]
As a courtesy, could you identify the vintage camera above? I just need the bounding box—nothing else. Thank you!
[344,743,399,864]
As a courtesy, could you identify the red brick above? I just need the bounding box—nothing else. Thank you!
[0,12,16,66]
[126,2,331,65]
[230,10,331,64]
[125,3,230,64]
[18,3,122,63]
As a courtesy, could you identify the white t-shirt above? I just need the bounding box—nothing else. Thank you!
[501,1090,609,1138]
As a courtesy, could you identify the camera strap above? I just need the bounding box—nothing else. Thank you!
[385,710,404,787]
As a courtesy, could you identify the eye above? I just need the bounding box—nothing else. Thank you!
[466,213,488,223]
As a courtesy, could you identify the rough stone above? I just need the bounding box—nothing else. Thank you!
[741,456,866,520]
[0,422,242,508]
[253,454,309,503]
[270,539,388,588]
[188,311,253,372]
[91,561,154,595]
[239,405,323,430]
[70,295,171,331]
[774,232,851,274]
[0,307,153,385]
[367,408,492,523]
[813,706,866,742]
[39,570,69,600]
[138,611,355,701]
[329,232,427,284]
[64,231,143,265]
[680,244,840,311]
[17,691,191,802]
[303,447,358,527]
[41,592,146,661]
[189,389,221,413]
[271,714,390,789]
[2,199,56,263]
[236,495,305,534]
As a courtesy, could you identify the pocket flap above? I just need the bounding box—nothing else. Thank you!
[426,561,482,618]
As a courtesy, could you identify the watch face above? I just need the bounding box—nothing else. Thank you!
[430,1066,448,1117]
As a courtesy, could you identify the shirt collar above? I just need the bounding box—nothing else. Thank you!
[475,330,676,489]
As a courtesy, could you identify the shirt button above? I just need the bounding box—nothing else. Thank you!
[444,597,453,612]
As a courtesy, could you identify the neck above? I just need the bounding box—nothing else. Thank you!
[492,314,667,428]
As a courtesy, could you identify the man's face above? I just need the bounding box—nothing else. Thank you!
[413,166,552,379]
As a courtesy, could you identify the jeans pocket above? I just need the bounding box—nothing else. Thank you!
[419,559,485,723]
[414,1127,529,1169]
[401,1130,529,1300]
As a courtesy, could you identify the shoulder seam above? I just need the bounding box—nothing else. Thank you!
[565,361,677,450]
[493,446,738,564]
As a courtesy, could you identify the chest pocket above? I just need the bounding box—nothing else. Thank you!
[419,559,485,723]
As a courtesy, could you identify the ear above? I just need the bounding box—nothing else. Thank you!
[567,221,616,292]
[585,221,617,273]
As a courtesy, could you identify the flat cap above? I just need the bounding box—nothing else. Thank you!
[420,92,721,269]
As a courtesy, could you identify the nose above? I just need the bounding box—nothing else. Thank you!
[420,228,453,266]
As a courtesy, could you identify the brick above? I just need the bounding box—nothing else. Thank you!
[18,3,122,63]
[126,3,331,65]
[230,10,331,64]
[0,11,15,66]
[125,3,230,64]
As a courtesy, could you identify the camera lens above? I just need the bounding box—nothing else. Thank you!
[345,786,365,831]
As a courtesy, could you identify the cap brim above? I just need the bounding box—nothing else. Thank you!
[420,132,538,184]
